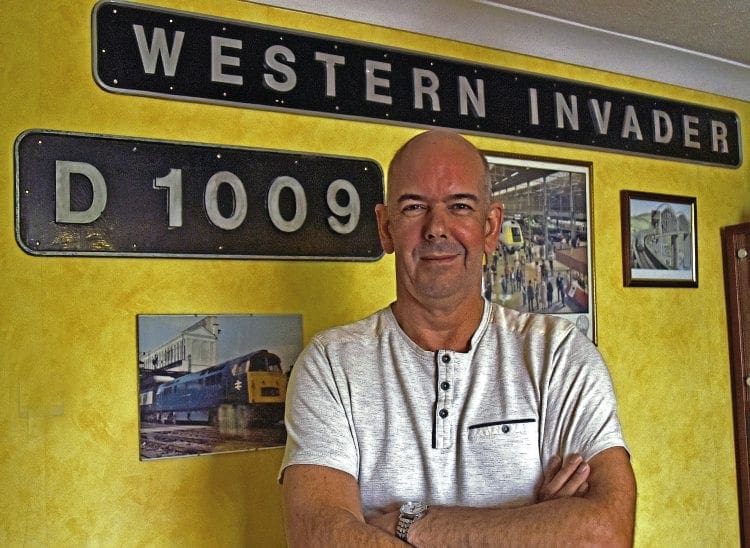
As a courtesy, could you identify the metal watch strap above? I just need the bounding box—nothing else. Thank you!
[396,502,428,543]
[396,514,416,541]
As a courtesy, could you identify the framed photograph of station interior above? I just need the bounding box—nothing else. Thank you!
[137,314,301,460]
[483,153,596,343]
[620,190,698,287]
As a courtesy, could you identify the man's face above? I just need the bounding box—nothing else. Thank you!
[376,134,502,306]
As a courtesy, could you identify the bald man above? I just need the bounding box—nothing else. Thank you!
[280,130,635,547]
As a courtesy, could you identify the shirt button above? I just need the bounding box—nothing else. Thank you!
[440,381,450,391]
[439,409,449,418]
[501,425,510,433]
[441,354,451,363]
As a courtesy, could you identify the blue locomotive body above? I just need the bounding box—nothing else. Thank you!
[140,349,287,428]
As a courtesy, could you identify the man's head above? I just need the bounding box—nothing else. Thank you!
[387,131,494,206]
[376,130,503,308]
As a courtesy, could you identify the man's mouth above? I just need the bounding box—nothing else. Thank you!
[417,243,464,264]
[421,254,458,261]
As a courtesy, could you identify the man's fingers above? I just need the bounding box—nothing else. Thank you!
[538,453,590,501]
[544,454,562,483]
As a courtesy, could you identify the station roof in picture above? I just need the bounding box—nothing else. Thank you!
[489,165,560,194]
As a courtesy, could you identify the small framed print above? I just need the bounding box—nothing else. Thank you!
[620,190,698,287]
[137,314,302,460]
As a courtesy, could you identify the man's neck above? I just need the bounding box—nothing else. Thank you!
[391,294,486,352]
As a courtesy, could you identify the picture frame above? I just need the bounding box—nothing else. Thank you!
[483,152,596,343]
[620,190,698,287]
[137,314,302,460]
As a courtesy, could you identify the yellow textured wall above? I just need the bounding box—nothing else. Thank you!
[1,0,748,546]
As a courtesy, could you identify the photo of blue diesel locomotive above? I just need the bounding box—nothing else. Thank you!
[139,349,287,429]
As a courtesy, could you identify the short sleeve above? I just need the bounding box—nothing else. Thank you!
[278,338,360,482]
[541,325,628,465]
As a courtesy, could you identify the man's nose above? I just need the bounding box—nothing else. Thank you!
[424,207,448,240]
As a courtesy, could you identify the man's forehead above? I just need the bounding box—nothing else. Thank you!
[395,191,480,203]
[388,172,485,203]
[387,130,489,203]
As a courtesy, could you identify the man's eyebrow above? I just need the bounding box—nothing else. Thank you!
[396,193,426,203]
[448,193,480,202]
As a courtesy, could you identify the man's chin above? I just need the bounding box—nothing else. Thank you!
[414,279,474,302]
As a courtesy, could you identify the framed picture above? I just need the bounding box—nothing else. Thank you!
[620,190,698,287]
[137,314,302,460]
[483,153,596,342]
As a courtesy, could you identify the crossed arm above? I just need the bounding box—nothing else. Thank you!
[282,446,636,547]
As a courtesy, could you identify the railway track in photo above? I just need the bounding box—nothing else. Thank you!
[139,422,286,459]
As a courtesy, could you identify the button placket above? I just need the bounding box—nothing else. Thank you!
[435,350,455,449]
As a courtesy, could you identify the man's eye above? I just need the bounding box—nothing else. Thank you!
[450,203,474,212]
[401,204,426,215]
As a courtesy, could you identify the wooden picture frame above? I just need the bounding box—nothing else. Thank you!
[620,190,698,287]
[721,222,750,544]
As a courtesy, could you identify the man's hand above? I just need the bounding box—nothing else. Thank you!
[537,453,590,502]
[365,505,401,538]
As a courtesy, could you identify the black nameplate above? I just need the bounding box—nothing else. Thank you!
[15,130,384,259]
[92,1,741,167]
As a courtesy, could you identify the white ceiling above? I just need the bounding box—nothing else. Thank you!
[249,0,750,102]
[489,0,750,67]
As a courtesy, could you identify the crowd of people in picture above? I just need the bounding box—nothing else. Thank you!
[483,238,587,314]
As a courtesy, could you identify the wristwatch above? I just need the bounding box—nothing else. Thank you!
[396,501,429,542]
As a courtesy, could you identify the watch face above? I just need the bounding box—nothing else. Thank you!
[401,501,428,516]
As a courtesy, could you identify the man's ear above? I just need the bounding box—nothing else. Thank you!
[484,202,503,255]
[375,204,395,254]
